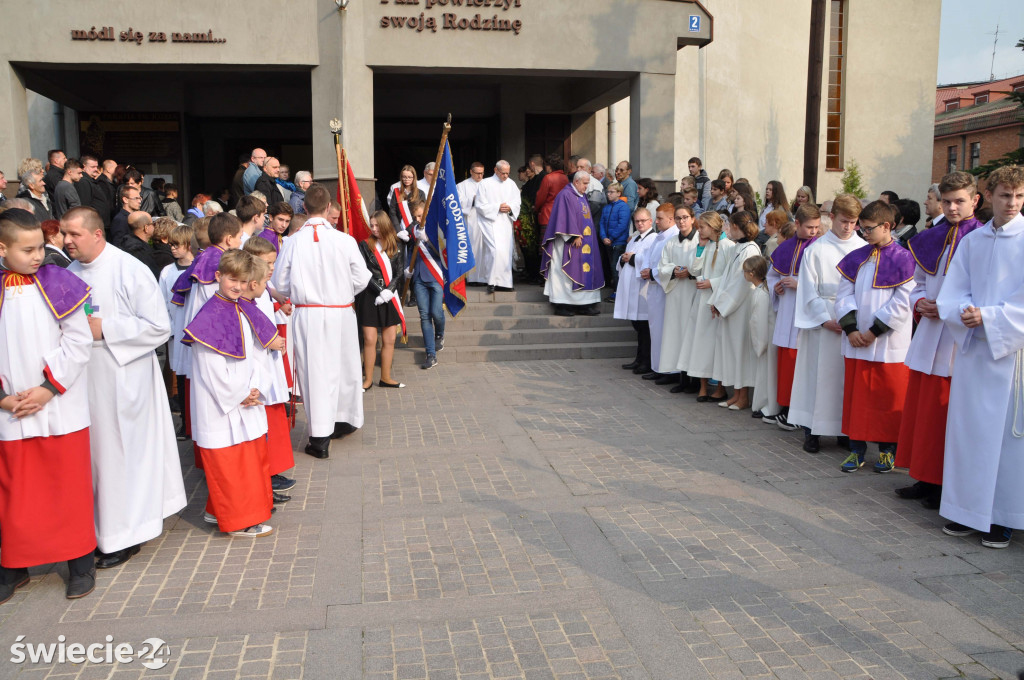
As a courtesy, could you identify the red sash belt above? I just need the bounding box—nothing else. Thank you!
[294,303,354,308]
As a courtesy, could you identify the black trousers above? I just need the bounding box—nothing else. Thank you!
[631,320,651,367]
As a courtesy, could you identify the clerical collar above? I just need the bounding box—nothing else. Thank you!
[736,236,752,244]
[634,229,653,241]
[678,229,696,242]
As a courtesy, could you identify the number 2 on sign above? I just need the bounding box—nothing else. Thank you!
[689,15,700,32]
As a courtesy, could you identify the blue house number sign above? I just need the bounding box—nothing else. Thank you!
[689,15,700,32]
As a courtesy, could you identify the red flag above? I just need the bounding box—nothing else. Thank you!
[338,157,371,242]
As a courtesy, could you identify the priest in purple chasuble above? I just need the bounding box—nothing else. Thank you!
[540,171,605,316]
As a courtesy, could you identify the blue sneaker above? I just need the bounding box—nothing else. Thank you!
[873,451,895,473]
[840,451,865,472]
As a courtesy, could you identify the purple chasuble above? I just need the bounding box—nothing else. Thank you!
[540,185,605,291]
[769,236,817,276]
[0,265,91,320]
[182,293,278,358]
[257,228,283,253]
[836,240,915,289]
[908,216,982,276]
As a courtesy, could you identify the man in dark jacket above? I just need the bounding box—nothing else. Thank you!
[255,156,285,205]
[111,185,143,245]
[124,168,164,218]
[119,211,161,279]
[521,154,546,207]
[16,169,53,222]
[230,155,248,205]
[43,149,66,200]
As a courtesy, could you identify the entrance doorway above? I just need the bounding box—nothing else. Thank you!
[524,114,571,163]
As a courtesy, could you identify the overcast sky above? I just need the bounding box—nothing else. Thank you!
[938,0,1024,84]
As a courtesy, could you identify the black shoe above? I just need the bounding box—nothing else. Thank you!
[305,437,330,459]
[920,493,941,510]
[981,525,1013,549]
[96,544,141,570]
[802,434,821,454]
[271,474,297,491]
[272,491,291,504]
[578,304,600,316]
[836,436,851,450]
[654,374,677,385]
[66,567,96,600]
[895,481,930,499]
[553,306,574,317]
[751,410,764,419]
[696,395,710,403]
[709,392,729,403]
[331,422,357,439]
[942,522,975,537]
[0,568,30,606]
[486,285,495,294]
[641,372,660,381]
[632,364,651,375]
[175,422,189,442]
[669,383,688,393]
[622,360,640,370]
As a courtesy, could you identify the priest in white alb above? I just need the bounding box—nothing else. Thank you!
[474,160,522,292]
[459,162,486,284]
[62,206,186,570]
[639,203,679,383]
[271,184,371,460]
[935,165,1024,548]
[788,196,865,452]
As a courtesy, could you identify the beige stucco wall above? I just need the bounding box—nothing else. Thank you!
[814,0,941,206]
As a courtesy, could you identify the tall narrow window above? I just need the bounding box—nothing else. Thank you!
[947,146,958,173]
[825,0,846,170]
[970,142,981,169]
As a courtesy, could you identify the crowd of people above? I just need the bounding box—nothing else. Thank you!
[0,143,1021,608]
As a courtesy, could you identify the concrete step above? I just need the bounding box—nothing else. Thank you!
[392,340,636,365]
[458,301,617,317]
[462,287,550,303]
[402,325,636,348]
[442,313,626,332]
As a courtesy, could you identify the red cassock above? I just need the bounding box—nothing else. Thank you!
[895,371,951,484]
[200,437,272,533]
[842,358,909,442]
[776,347,798,406]
[276,323,293,390]
[265,403,295,477]
[0,428,96,568]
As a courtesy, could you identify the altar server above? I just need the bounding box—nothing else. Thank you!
[638,203,679,382]
[657,205,699,392]
[685,211,732,401]
[614,208,657,373]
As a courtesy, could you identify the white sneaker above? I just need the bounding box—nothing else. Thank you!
[775,412,799,431]
[203,512,218,525]
[228,524,273,537]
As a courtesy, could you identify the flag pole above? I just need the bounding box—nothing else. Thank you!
[403,113,452,301]
[330,117,349,234]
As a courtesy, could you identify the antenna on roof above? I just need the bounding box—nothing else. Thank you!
[988,22,1000,81]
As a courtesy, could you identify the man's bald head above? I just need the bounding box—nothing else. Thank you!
[577,158,592,172]
[128,211,152,234]
[250,148,267,169]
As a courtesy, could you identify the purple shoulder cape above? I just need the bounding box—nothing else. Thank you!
[836,241,915,289]
[237,297,280,348]
[908,216,982,276]
[170,258,199,307]
[0,265,91,320]
[257,228,282,253]
[769,236,817,276]
[182,293,278,358]
[540,185,605,292]
[190,245,225,286]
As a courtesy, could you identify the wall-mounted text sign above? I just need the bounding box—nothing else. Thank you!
[379,0,523,36]
[70,26,227,44]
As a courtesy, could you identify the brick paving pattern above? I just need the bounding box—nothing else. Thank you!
[2,357,1023,679]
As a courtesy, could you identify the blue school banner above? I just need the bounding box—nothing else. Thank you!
[425,141,475,317]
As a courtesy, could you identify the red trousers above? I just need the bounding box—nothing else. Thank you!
[895,371,951,484]
[842,358,910,442]
[200,437,272,533]
[0,429,96,567]
[776,347,798,406]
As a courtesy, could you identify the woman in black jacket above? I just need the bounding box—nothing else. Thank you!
[41,219,71,267]
[357,211,407,389]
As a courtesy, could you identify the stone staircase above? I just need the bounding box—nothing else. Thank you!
[392,285,637,365]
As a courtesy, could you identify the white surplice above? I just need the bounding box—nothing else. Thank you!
[748,285,780,416]
[159,262,187,372]
[684,237,734,378]
[190,314,268,449]
[834,258,913,363]
[255,292,289,406]
[640,225,678,372]
[656,231,698,373]
[788,230,866,434]
[0,278,91,441]
[904,244,959,377]
[458,178,486,284]
[767,249,801,351]
[69,245,186,554]
[544,237,602,306]
[474,174,522,288]
[936,214,1024,531]
[272,217,371,438]
[710,240,760,387]
[612,229,655,321]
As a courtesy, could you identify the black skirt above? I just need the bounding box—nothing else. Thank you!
[356,289,403,329]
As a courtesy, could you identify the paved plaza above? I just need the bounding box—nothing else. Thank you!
[1,358,1023,680]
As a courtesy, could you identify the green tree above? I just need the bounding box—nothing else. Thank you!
[838,159,867,199]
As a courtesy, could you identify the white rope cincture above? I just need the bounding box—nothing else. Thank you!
[1014,348,1024,439]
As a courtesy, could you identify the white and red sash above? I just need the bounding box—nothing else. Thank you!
[394,188,413,231]
[372,244,406,337]
[414,226,446,287]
